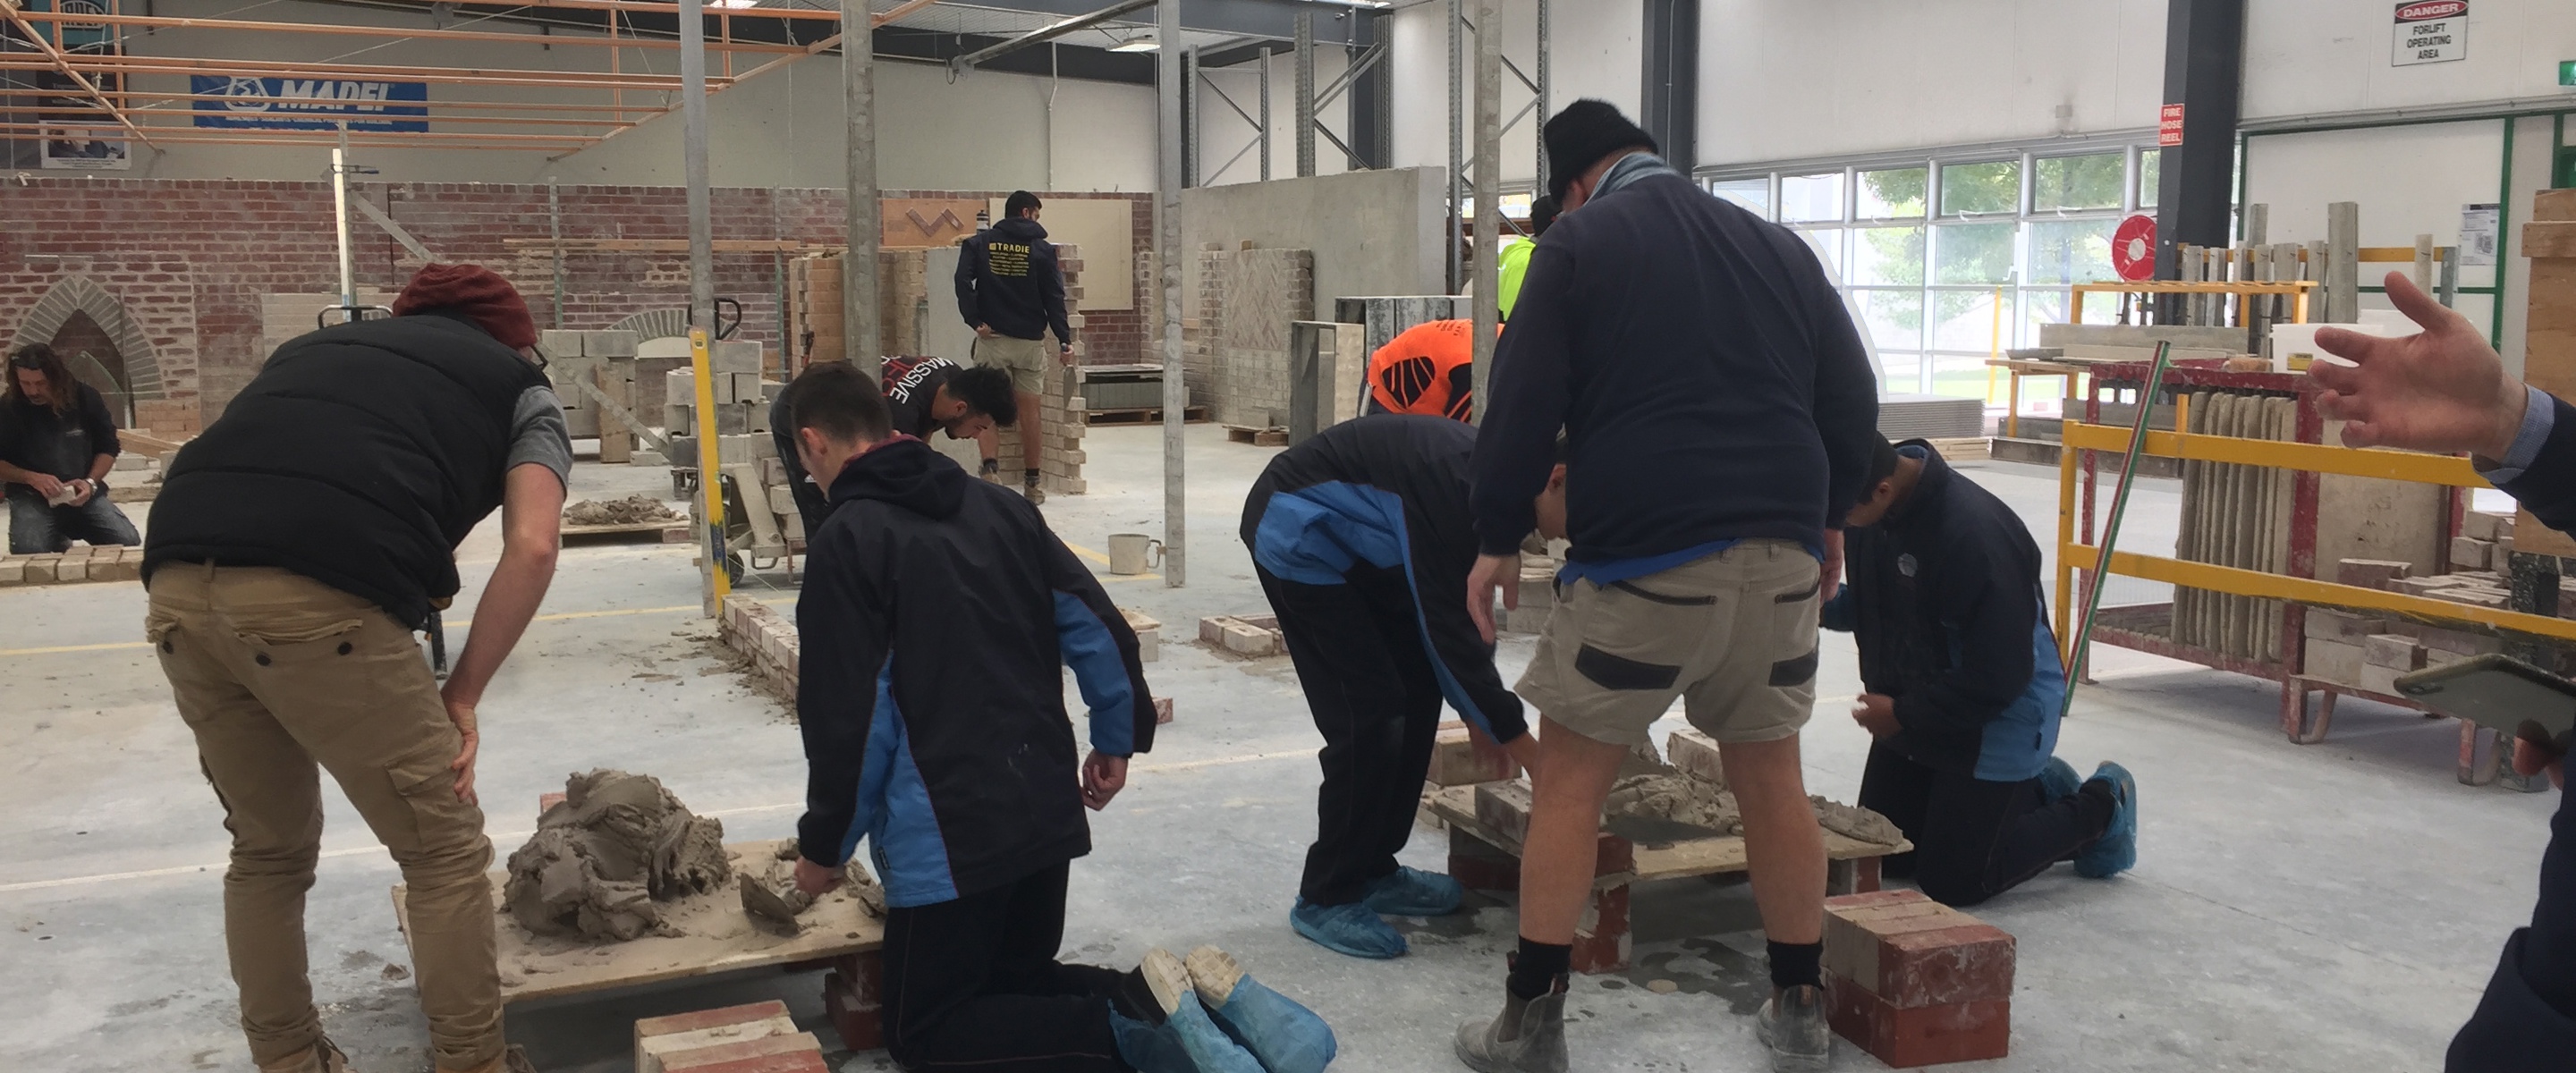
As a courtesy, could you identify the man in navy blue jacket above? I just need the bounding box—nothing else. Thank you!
[1243,414,1538,960]
[780,364,1329,1073]
[2311,271,2572,1072]
[1828,436,2136,908]
[1460,100,1878,1073]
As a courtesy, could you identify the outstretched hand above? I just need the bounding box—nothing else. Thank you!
[2307,271,2527,459]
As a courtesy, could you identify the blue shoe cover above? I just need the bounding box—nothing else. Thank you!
[1189,945,1337,1073]
[1288,899,1405,959]
[2073,761,2138,879]
[1362,866,1465,917]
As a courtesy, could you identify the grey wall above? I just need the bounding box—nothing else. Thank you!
[1178,167,1448,322]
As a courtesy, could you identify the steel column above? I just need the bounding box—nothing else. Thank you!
[1159,0,1187,587]
[843,0,879,373]
[2151,0,2246,286]
[1294,11,1316,177]
[1258,46,1272,182]
[680,0,721,615]
[1535,0,1550,192]
[1446,0,1462,294]
[1470,0,1500,421]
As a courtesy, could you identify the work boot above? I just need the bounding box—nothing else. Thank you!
[1453,975,1568,1073]
[1363,866,1465,917]
[255,1035,352,1073]
[1186,945,1337,1073]
[2073,761,2140,878]
[443,1044,538,1073]
[1023,471,1046,506]
[1757,984,1832,1072]
[979,457,1003,481]
[1140,949,1267,1073]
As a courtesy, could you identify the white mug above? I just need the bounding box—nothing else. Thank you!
[1106,533,1165,575]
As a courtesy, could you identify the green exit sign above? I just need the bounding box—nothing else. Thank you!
[2563,59,2576,86]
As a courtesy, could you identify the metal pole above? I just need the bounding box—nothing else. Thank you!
[1469,0,1499,422]
[681,0,721,614]
[547,178,564,328]
[843,0,879,375]
[1294,11,1315,178]
[1159,0,1186,587]
[1445,0,1462,293]
[1258,46,1271,182]
[331,125,355,309]
[1183,45,1199,189]
[1534,0,1549,193]
[2063,342,2173,714]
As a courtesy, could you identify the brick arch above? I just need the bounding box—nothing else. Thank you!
[8,275,164,400]
[608,308,691,342]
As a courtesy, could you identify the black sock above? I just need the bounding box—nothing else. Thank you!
[2076,778,2119,837]
[1108,967,1165,1026]
[1023,469,1041,487]
[1767,940,1823,991]
[1506,940,1571,1000]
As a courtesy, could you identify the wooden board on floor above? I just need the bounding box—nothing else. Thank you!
[1424,785,1907,883]
[1086,406,1208,426]
[391,839,884,1005]
[560,520,691,545]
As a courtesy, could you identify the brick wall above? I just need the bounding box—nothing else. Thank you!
[0,178,1156,434]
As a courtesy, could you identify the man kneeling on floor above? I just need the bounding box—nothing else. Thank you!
[780,362,1335,1073]
[1242,413,1539,959]
[1830,435,2139,907]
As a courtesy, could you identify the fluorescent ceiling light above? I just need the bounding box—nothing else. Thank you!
[711,0,763,8]
[1107,36,1159,52]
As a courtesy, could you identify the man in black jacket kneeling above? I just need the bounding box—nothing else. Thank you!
[780,362,1335,1073]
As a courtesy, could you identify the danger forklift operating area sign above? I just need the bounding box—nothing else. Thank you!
[2393,1,2468,67]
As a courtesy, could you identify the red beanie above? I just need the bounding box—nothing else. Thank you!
[393,263,537,351]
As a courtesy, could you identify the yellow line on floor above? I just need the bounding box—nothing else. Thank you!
[0,603,707,658]
[0,746,1322,895]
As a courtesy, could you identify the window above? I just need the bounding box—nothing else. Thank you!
[2027,219,2118,284]
[1856,168,1926,219]
[2137,149,2161,209]
[1933,223,2016,285]
[1799,228,1846,277]
[1938,160,2021,216]
[1857,291,1925,357]
[2032,153,2125,213]
[1779,172,1844,223]
[1850,226,1926,287]
[1709,178,1771,218]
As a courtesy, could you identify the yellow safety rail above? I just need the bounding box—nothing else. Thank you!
[2054,420,2576,670]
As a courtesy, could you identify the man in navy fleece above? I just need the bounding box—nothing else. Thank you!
[1457,99,1878,1073]
[2310,270,2572,1072]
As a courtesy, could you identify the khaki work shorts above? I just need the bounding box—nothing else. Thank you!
[1517,539,1823,748]
[975,334,1055,394]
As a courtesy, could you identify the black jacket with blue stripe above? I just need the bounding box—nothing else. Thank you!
[794,436,1156,908]
[1240,414,1530,744]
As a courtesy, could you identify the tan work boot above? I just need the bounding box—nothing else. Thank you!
[443,1044,538,1073]
[255,1035,352,1073]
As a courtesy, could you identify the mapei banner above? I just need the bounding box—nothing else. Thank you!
[191,76,428,131]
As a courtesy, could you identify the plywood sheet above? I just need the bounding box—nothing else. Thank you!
[391,839,882,1004]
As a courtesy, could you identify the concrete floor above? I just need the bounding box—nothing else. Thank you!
[1,425,2556,1072]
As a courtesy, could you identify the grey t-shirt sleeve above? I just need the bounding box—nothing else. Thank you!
[508,385,574,492]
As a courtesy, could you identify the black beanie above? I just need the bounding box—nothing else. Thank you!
[1544,99,1658,204]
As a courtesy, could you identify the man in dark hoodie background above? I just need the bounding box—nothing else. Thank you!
[956,190,1075,504]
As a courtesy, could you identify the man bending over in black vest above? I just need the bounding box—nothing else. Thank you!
[143,264,569,1073]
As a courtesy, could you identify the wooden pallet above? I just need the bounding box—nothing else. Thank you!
[1224,425,1289,446]
[390,839,884,1005]
[560,520,691,545]
[1086,405,1208,426]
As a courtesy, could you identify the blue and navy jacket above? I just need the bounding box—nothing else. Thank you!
[1240,415,1529,744]
[1822,442,2063,782]
[794,437,1155,908]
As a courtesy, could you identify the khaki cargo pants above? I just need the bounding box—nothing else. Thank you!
[148,564,502,1071]
[1518,539,1823,748]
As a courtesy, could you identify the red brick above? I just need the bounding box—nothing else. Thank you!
[1825,976,2010,1068]
[1824,891,2015,1009]
[660,1031,824,1072]
[678,1053,827,1073]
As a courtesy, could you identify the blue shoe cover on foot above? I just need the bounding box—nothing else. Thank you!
[1111,1007,1201,1073]
[2074,761,2138,879]
[1362,866,1464,917]
[1289,899,1405,959]
[2038,756,2081,802]
[1166,993,1269,1073]
[1194,950,1337,1073]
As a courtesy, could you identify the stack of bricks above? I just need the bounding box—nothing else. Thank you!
[2334,554,2512,611]
[1428,720,1520,787]
[1197,613,1284,657]
[1822,890,2013,1068]
[2452,510,2515,570]
[632,1000,826,1073]
[0,545,144,586]
[131,398,201,440]
[1193,243,1318,429]
[718,595,800,701]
